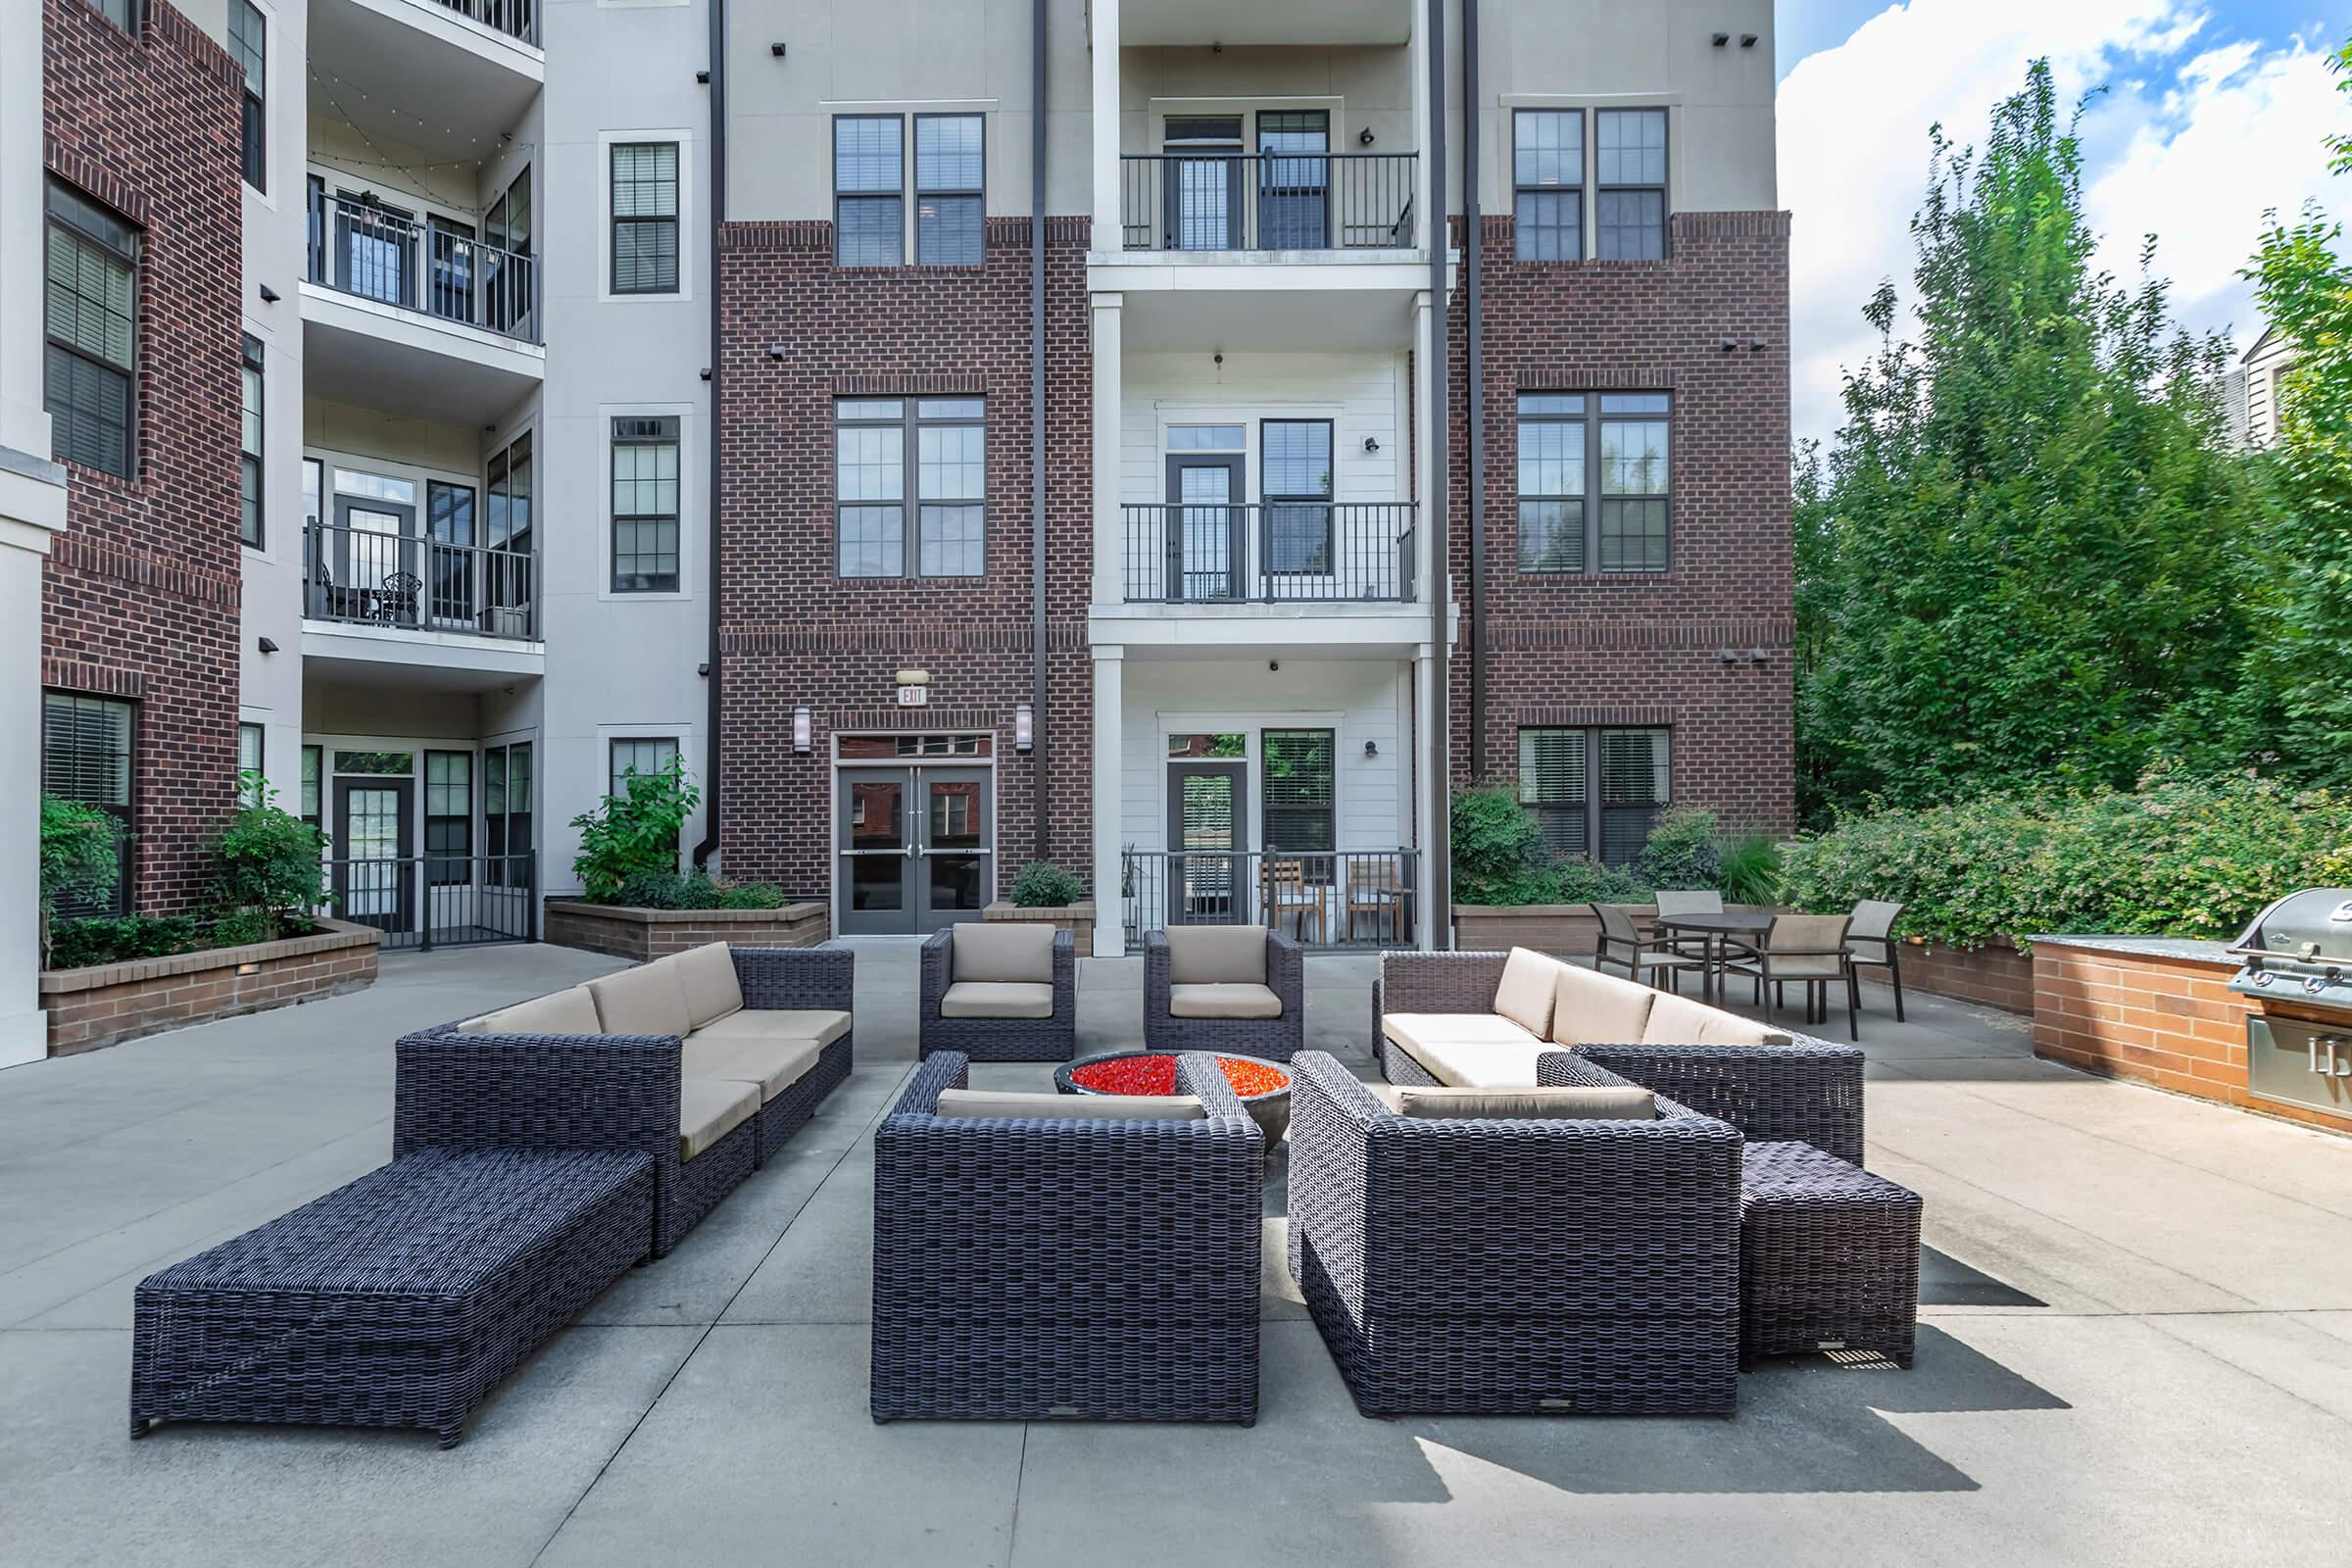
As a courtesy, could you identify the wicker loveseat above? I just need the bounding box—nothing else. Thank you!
[1143,924,1306,1060]
[1286,1049,1742,1416]
[918,924,1077,1061]
[400,943,854,1257]
[871,1050,1264,1424]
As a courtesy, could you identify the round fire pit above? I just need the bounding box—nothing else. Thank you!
[1054,1051,1293,1148]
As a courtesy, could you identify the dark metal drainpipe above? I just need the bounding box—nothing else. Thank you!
[1463,0,1485,783]
[1424,0,1451,945]
[692,0,727,871]
[1029,0,1049,865]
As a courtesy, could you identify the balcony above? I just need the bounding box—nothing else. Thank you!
[425,0,537,47]
[1121,503,1414,604]
[1112,0,1412,48]
[307,190,538,344]
[1119,153,1417,254]
[304,520,538,641]
[1122,849,1419,952]
[307,0,541,162]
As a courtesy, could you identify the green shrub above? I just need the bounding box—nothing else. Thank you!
[1450,780,1557,906]
[1718,833,1785,906]
[612,868,789,910]
[1547,857,1656,905]
[1007,861,1086,908]
[1635,808,1724,892]
[573,758,700,903]
[47,914,213,970]
[1777,769,2352,949]
[39,796,120,918]
[211,777,327,940]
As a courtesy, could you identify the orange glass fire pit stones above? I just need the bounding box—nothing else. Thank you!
[1054,1050,1294,1149]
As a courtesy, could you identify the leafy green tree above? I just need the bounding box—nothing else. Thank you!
[570,756,699,903]
[211,775,329,940]
[1794,62,2267,822]
[2243,38,2352,781]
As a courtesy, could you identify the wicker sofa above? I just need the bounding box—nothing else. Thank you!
[918,924,1076,1061]
[1286,1049,1742,1416]
[1143,924,1306,1060]
[871,1050,1264,1424]
[401,943,854,1257]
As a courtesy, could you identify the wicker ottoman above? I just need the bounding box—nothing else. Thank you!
[131,1148,654,1447]
[1739,1141,1922,1368]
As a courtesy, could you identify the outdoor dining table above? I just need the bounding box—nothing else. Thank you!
[1652,910,1775,1004]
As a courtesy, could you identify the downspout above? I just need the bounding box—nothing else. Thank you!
[1029,0,1049,865]
[1424,0,1451,945]
[1463,0,1485,781]
[691,0,727,870]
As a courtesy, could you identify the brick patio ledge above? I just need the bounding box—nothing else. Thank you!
[39,917,384,1055]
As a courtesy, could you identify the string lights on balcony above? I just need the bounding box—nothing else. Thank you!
[306,65,531,174]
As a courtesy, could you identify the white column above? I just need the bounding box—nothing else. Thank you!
[1411,642,1439,952]
[1090,0,1122,254]
[1411,288,1437,608]
[1091,645,1126,956]
[1091,292,1124,609]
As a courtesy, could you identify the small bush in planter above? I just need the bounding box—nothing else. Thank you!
[1007,861,1086,908]
[572,758,700,903]
[612,869,791,910]
[211,775,328,941]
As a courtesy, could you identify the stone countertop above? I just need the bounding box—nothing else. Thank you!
[2027,934,2238,965]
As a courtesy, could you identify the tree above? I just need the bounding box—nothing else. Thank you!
[1794,62,2268,823]
[2243,38,2352,783]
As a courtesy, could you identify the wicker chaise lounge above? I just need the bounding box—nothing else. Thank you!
[918,924,1077,1061]
[1143,924,1306,1060]
[871,1050,1264,1423]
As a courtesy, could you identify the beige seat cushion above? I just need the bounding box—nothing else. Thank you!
[589,962,691,1039]
[1493,947,1563,1038]
[1380,1011,1543,1054]
[1165,924,1268,986]
[692,1008,852,1048]
[933,1088,1205,1122]
[1642,992,1790,1047]
[951,922,1055,984]
[681,1034,818,1102]
[1169,982,1283,1020]
[1366,1082,1656,1120]
[458,985,602,1036]
[668,943,744,1028]
[1748,954,1846,980]
[1406,1037,1567,1089]
[940,981,1055,1019]
[679,1077,759,1162]
[1549,963,1659,1047]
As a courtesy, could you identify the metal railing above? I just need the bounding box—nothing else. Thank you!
[431,0,538,46]
[305,519,539,641]
[1123,849,1418,952]
[1122,503,1414,604]
[324,853,536,952]
[1120,153,1417,252]
[306,188,540,343]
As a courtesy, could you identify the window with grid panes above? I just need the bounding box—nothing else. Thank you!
[238,722,264,806]
[1516,394,1586,570]
[229,2,265,190]
[1262,419,1334,575]
[611,416,680,591]
[84,0,139,31]
[239,334,263,546]
[1517,726,1669,866]
[610,143,678,294]
[43,693,132,913]
[485,742,532,888]
[836,398,985,577]
[1595,109,1668,260]
[835,117,904,267]
[1513,110,1584,261]
[914,116,983,265]
[424,752,472,886]
[610,737,678,799]
[1261,729,1336,854]
[45,182,137,479]
[1597,394,1671,570]
[300,745,321,832]
[1517,392,1670,573]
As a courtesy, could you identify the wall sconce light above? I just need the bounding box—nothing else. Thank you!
[1718,648,1739,663]
[1741,34,1759,48]
[1712,32,1730,47]
[1357,126,1376,146]
[770,41,787,58]
[1363,739,1379,759]
[766,344,786,361]
[258,283,280,303]
[700,368,712,381]
[257,636,279,655]
[695,70,710,84]
[793,707,812,755]
[1748,648,1771,662]
[1362,435,1381,454]
[1014,704,1035,754]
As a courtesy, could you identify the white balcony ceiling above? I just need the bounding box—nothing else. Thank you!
[1113,0,1411,47]
[302,287,543,427]
[308,0,541,165]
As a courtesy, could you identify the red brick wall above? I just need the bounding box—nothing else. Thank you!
[1449,212,1794,832]
[1902,939,2035,1014]
[41,0,245,915]
[714,217,1093,900]
[41,920,381,1055]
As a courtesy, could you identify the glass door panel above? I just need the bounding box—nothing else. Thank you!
[918,768,992,928]
[334,779,412,934]
[839,768,914,933]
[1166,454,1245,603]
[1167,760,1248,926]
[1164,118,1244,250]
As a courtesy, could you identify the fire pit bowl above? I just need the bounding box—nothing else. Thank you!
[1054,1051,1292,1148]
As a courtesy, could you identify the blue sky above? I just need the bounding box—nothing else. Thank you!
[1778,1,2352,440]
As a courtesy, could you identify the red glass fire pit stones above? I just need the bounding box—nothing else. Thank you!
[1054,1052,1292,1148]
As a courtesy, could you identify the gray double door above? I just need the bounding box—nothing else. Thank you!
[837,766,993,935]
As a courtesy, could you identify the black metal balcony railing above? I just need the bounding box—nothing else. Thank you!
[431,0,539,48]
[1120,153,1417,252]
[306,189,540,344]
[1122,503,1414,604]
[1123,849,1418,952]
[305,520,539,642]
[325,853,536,952]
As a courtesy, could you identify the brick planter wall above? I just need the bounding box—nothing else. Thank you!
[982,901,1096,957]
[542,901,831,962]
[1898,938,2035,1014]
[40,918,382,1055]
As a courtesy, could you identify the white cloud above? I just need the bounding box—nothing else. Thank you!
[1778,1,2351,446]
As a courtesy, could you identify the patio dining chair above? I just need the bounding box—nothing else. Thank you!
[1653,888,1726,957]
[1346,857,1406,944]
[1845,899,1908,1021]
[1261,858,1325,946]
[375,570,422,628]
[1721,913,1859,1040]
[1592,903,1704,994]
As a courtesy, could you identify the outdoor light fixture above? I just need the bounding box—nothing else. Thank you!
[257,636,278,655]
[793,707,812,754]
[1742,34,1759,47]
[770,41,787,57]
[1712,32,1730,46]
[1014,704,1035,754]
[1363,435,1381,454]
[258,283,280,303]
[1357,126,1376,146]
[1363,739,1380,759]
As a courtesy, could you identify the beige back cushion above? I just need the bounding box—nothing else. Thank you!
[1166,924,1268,986]
[669,943,745,1029]
[1492,948,1561,1039]
[933,1089,1206,1122]
[952,922,1056,984]
[588,961,691,1039]
[1694,1011,1792,1047]
[459,985,603,1036]
[1654,890,1724,917]
[1642,991,1791,1047]
[1768,912,1850,955]
[1549,963,1658,1046]
[1366,1083,1656,1121]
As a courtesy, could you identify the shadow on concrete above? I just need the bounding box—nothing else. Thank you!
[1920,1245,2046,1308]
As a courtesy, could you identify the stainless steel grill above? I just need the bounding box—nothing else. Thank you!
[2226,888,2352,1115]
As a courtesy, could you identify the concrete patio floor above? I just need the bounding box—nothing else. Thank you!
[3,938,2349,1567]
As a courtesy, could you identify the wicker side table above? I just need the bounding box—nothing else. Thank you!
[1739,1141,1922,1368]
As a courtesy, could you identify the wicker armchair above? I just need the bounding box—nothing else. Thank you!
[918,925,1076,1061]
[871,1051,1264,1423]
[1286,1050,1741,1416]
[1548,1040,1866,1166]
[1143,925,1305,1060]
